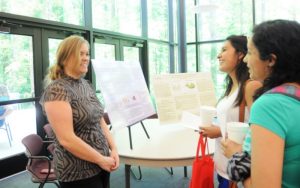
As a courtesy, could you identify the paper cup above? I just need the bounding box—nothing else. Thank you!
[199,106,216,126]
[227,122,249,144]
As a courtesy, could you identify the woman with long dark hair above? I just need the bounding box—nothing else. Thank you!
[200,35,261,188]
[230,20,300,188]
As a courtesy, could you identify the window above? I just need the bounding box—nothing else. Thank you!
[198,42,225,98]
[147,0,169,40]
[92,0,141,36]
[255,0,300,24]
[148,42,169,90]
[186,0,196,42]
[196,0,252,41]
[0,0,84,25]
[48,39,62,66]
[187,45,196,72]
[0,33,36,159]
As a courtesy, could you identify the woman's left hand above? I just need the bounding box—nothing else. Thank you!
[221,139,242,158]
[110,149,119,171]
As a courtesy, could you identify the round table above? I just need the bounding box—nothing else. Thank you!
[112,119,215,188]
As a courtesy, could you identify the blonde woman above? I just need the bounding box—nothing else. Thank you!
[40,35,119,188]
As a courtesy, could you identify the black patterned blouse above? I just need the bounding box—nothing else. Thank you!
[39,75,110,182]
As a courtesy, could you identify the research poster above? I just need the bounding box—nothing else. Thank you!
[152,72,217,124]
[92,59,156,129]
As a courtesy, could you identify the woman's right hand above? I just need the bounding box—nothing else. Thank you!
[97,156,116,172]
[199,126,221,138]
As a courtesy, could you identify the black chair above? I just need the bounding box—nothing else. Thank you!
[22,134,60,188]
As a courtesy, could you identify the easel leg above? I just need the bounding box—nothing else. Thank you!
[128,127,133,150]
[140,121,150,139]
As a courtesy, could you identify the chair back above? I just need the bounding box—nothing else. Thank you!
[22,134,44,156]
[43,124,55,155]
[43,124,54,139]
[21,134,60,188]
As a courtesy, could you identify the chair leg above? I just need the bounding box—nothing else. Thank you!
[165,167,174,175]
[130,166,142,180]
[4,123,12,147]
[6,122,13,141]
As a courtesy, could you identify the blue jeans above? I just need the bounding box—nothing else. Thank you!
[217,174,229,188]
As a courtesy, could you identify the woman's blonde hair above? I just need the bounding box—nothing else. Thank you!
[44,35,89,86]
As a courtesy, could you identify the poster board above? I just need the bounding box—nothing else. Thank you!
[152,72,217,124]
[92,59,156,129]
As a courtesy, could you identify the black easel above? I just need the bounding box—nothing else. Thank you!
[127,121,150,150]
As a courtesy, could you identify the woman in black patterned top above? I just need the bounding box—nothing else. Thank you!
[40,35,119,188]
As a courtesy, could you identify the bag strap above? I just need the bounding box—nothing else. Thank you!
[239,97,246,122]
[239,80,251,122]
[195,133,208,161]
[266,84,300,101]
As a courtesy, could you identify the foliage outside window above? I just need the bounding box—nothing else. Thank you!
[48,39,62,66]
[255,0,300,24]
[0,0,84,25]
[196,0,252,41]
[0,34,34,100]
[198,42,225,99]
[123,47,139,62]
[92,0,141,36]
[174,45,179,73]
[187,44,196,72]
[147,0,169,41]
[148,42,169,86]
[148,42,169,106]
[186,0,196,42]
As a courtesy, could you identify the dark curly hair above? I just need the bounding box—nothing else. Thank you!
[252,20,300,99]
[222,35,249,106]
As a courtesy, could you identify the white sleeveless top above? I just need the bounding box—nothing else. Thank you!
[214,88,249,179]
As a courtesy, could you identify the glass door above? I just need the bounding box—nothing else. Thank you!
[0,28,37,160]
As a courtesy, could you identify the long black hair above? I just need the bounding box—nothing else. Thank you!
[222,35,249,106]
[252,20,300,99]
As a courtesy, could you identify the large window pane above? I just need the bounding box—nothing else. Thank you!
[187,44,196,72]
[0,34,34,99]
[186,0,196,42]
[148,0,169,40]
[174,45,179,73]
[148,42,169,106]
[92,0,141,36]
[48,38,62,66]
[0,102,36,159]
[0,34,36,159]
[199,43,225,98]
[0,0,84,25]
[172,0,178,43]
[123,47,139,62]
[255,0,300,24]
[148,42,170,78]
[197,0,252,41]
[94,43,116,60]
[148,42,169,88]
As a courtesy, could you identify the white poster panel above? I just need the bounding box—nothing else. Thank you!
[152,72,217,125]
[92,59,156,129]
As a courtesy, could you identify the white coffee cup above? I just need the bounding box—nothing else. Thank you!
[199,106,217,127]
[226,122,249,144]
